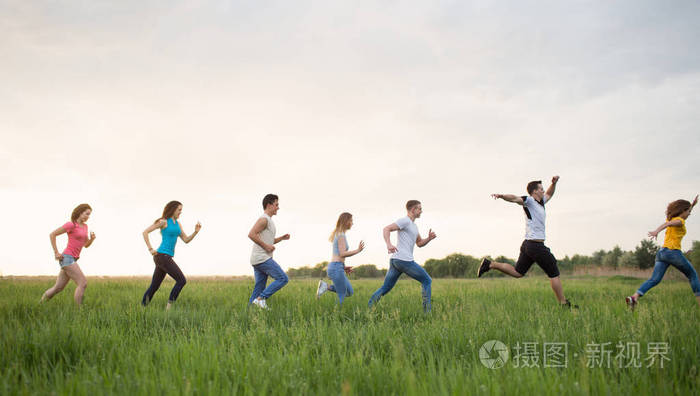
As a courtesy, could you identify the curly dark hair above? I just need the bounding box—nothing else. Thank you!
[666,199,691,220]
[70,203,92,223]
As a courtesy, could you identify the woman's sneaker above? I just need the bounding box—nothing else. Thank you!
[625,296,637,311]
[316,280,329,299]
[252,298,269,310]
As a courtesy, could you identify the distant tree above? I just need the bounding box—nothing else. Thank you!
[352,264,386,278]
[634,239,658,270]
[592,249,607,266]
[287,261,328,278]
[602,246,623,268]
[494,255,514,265]
[686,240,700,274]
[618,251,638,268]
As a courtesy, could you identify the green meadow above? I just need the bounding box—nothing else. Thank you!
[1,277,698,395]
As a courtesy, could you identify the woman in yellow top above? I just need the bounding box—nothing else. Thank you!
[626,195,699,310]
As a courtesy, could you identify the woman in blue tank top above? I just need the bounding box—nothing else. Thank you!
[316,212,365,305]
[141,200,202,310]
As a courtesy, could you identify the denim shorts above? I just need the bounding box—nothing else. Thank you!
[59,254,77,268]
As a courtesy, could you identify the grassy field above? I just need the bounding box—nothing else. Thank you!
[1,276,698,395]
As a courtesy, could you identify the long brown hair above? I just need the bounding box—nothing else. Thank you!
[155,200,182,224]
[329,212,352,242]
[666,199,691,220]
[71,203,92,224]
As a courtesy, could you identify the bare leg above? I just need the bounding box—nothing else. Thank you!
[41,269,70,301]
[549,276,567,304]
[63,264,87,305]
[166,302,172,311]
[489,261,524,278]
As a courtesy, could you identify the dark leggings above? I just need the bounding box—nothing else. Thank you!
[142,253,187,305]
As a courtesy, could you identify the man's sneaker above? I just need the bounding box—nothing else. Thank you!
[625,296,637,311]
[562,299,579,309]
[477,258,491,278]
[316,280,329,299]
[252,298,269,310]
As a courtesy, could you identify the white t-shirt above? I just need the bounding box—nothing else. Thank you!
[522,195,548,240]
[393,216,419,262]
[250,213,276,265]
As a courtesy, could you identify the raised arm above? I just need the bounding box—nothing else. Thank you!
[49,226,68,260]
[180,221,202,243]
[143,219,166,255]
[383,223,400,253]
[248,217,274,253]
[84,232,96,248]
[274,234,290,244]
[416,229,437,247]
[339,237,365,258]
[689,195,699,218]
[544,175,560,201]
[491,194,524,205]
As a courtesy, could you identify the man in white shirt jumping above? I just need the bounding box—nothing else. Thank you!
[478,176,576,308]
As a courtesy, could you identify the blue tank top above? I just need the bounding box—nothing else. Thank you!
[157,218,181,256]
[332,233,348,256]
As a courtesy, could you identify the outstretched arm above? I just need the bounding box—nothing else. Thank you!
[544,175,560,201]
[491,194,524,205]
[648,220,683,239]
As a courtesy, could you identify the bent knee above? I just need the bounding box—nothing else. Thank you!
[424,276,432,286]
[78,281,88,289]
[280,275,289,285]
[178,277,187,287]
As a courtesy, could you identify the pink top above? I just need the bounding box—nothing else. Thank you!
[62,221,88,259]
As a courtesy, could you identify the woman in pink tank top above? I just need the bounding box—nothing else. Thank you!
[41,203,96,305]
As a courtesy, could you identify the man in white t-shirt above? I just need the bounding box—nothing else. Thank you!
[368,200,437,312]
[477,176,577,308]
[247,194,291,309]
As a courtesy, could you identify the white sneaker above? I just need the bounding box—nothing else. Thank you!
[252,298,269,309]
[316,280,329,299]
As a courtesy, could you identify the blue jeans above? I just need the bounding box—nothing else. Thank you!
[637,248,700,297]
[327,261,354,305]
[249,258,289,303]
[368,259,432,312]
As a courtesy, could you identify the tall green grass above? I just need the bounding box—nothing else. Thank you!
[0,277,698,395]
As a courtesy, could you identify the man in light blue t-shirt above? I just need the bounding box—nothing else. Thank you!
[368,200,437,312]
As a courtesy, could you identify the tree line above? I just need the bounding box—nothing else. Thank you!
[287,240,700,279]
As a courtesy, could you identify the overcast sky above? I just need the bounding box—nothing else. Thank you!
[1,1,699,276]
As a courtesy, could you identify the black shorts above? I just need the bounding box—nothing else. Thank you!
[514,240,560,278]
